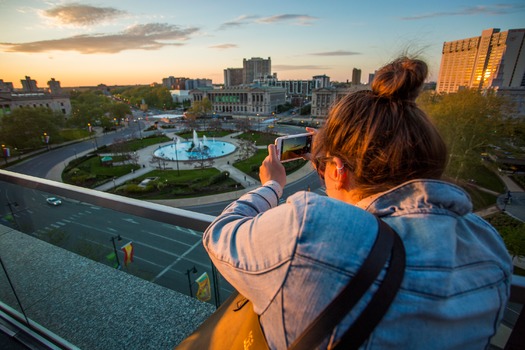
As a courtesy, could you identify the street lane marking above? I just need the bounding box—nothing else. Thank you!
[152,240,202,282]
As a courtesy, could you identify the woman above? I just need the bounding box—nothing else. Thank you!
[203,57,512,349]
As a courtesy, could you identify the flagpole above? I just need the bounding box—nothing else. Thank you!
[186,266,197,297]
[110,235,122,269]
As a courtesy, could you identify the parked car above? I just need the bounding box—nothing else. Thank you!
[46,197,62,206]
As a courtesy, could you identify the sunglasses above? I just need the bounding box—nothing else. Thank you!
[313,156,334,180]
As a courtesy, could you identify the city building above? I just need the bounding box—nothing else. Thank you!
[162,76,188,90]
[190,86,286,115]
[170,90,192,104]
[436,28,525,117]
[313,75,331,89]
[223,68,244,87]
[311,85,370,118]
[243,57,271,85]
[352,68,362,85]
[437,28,525,93]
[0,77,72,118]
[185,79,212,90]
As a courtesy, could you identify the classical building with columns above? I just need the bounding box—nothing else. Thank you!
[311,85,370,118]
[190,86,286,115]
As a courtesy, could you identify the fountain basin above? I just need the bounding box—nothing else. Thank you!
[153,140,236,161]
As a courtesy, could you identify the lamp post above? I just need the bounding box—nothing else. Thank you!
[88,123,98,150]
[186,266,198,297]
[110,235,122,269]
[173,137,180,175]
[137,118,143,139]
[42,132,50,151]
[1,144,9,165]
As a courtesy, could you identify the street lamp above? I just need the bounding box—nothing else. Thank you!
[1,144,9,165]
[110,235,122,269]
[173,137,180,176]
[186,266,198,297]
[42,132,50,151]
[88,123,98,150]
[137,118,143,139]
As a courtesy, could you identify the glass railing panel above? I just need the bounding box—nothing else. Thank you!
[0,175,234,306]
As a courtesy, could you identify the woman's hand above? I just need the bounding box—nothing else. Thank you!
[259,144,287,189]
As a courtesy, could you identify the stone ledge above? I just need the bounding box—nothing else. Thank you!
[0,225,215,349]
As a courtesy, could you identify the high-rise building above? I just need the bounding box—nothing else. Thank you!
[243,57,271,85]
[224,68,244,87]
[437,28,525,93]
[313,75,331,89]
[352,68,362,85]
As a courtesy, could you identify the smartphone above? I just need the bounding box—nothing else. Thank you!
[275,133,313,162]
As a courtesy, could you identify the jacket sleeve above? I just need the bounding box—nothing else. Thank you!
[202,185,303,313]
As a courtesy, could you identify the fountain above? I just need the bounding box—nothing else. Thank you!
[153,130,236,161]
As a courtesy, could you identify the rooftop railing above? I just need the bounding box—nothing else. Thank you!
[0,169,523,349]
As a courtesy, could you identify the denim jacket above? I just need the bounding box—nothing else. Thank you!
[203,179,512,349]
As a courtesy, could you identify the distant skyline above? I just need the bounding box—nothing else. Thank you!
[1,0,524,88]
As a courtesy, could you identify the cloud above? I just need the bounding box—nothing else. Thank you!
[402,4,525,20]
[0,23,199,54]
[310,50,361,56]
[42,3,127,26]
[256,14,318,26]
[209,43,238,49]
[220,13,318,29]
[273,64,329,71]
[219,15,260,30]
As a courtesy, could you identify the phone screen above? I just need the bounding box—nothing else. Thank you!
[279,134,313,162]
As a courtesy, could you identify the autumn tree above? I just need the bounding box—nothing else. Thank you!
[189,97,212,117]
[418,89,511,180]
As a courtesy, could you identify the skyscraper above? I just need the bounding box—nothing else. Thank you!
[437,28,525,93]
[352,68,362,85]
[224,68,244,87]
[243,57,271,85]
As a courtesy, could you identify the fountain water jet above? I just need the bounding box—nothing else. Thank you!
[153,130,235,161]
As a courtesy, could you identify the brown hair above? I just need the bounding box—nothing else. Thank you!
[313,56,447,197]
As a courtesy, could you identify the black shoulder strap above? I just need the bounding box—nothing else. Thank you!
[288,218,405,350]
[333,219,406,349]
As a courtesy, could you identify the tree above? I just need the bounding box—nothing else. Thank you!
[189,98,212,119]
[68,90,111,127]
[0,107,63,149]
[418,89,510,180]
[499,224,525,260]
[109,103,131,120]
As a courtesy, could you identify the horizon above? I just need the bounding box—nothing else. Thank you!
[1,1,524,88]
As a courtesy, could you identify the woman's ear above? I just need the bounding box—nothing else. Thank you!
[332,157,347,189]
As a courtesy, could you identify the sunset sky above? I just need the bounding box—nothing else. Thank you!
[1,0,524,88]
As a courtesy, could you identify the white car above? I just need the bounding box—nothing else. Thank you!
[46,197,62,206]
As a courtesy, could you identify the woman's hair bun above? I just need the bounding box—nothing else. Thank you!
[371,57,428,101]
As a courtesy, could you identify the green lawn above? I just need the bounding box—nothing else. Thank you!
[115,168,240,199]
[236,131,281,146]
[121,135,171,151]
[63,154,140,188]
[233,148,308,179]
[59,129,91,141]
